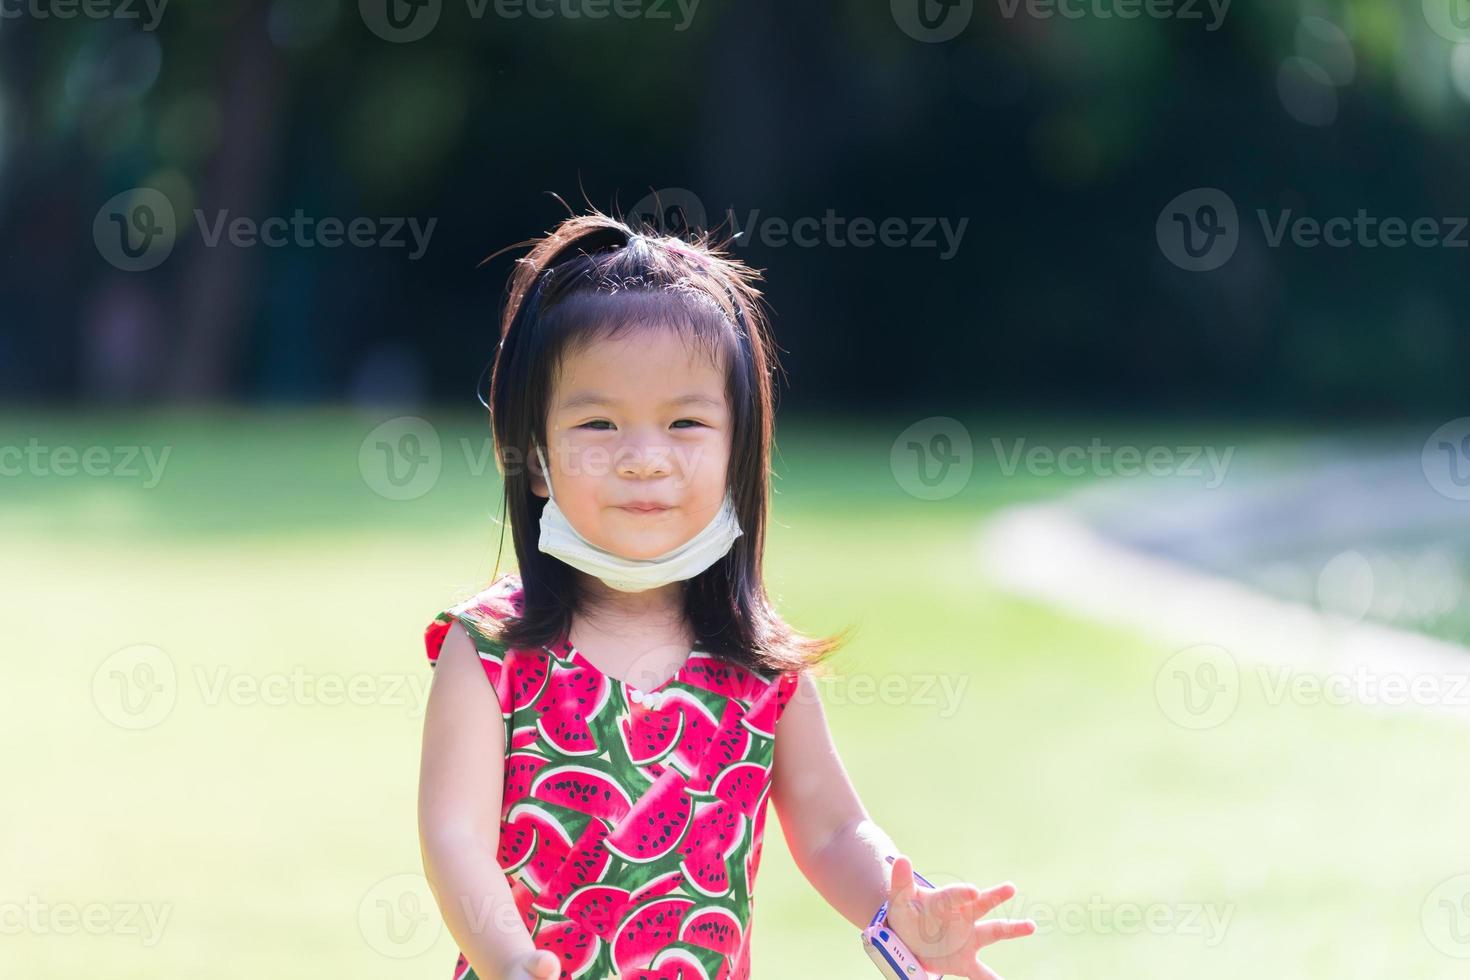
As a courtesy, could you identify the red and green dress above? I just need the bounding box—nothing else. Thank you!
[424,573,799,980]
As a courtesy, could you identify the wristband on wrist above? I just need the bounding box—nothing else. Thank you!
[860,855,942,979]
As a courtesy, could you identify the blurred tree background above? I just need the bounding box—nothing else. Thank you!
[3,0,1467,415]
[9,6,1470,979]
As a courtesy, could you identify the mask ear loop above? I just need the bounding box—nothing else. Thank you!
[535,442,556,504]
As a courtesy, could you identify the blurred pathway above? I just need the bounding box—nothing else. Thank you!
[974,434,1470,724]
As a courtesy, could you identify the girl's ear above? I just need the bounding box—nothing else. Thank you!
[527,442,550,500]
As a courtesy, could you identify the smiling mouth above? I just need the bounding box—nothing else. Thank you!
[617,505,673,514]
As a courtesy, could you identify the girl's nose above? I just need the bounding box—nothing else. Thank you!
[615,442,675,479]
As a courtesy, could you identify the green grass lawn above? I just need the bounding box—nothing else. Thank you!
[4,409,1468,978]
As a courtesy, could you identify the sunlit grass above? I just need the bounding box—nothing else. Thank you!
[3,409,1467,979]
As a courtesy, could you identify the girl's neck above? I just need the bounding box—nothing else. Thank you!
[575,576,688,636]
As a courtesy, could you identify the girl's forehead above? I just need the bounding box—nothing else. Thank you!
[553,329,728,403]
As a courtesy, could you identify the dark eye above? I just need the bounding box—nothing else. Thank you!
[672,419,705,429]
[577,420,613,430]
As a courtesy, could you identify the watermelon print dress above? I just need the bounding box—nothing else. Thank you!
[424,573,800,980]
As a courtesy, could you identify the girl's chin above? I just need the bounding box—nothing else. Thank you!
[596,531,690,561]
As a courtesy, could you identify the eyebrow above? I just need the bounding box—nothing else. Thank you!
[557,392,725,411]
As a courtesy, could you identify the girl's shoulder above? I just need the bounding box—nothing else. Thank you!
[424,571,526,668]
[423,571,799,722]
[682,651,802,733]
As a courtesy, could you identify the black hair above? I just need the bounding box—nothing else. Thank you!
[481,205,850,677]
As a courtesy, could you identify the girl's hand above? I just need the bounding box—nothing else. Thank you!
[883,854,1036,980]
[503,948,559,980]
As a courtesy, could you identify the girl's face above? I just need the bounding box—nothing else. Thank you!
[532,325,732,562]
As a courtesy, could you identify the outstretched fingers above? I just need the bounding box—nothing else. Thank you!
[889,854,918,906]
[968,881,1018,919]
[938,881,1017,924]
[973,916,1036,949]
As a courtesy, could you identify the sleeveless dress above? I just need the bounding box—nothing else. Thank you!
[424,572,800,980]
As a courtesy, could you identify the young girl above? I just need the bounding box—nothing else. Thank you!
[417,210,1035,980]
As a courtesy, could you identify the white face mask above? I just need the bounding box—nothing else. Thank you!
[534,443,743,593]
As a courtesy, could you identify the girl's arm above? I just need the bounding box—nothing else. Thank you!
[770,670,898,928]
[418,622,553,980]
[771,671,1035,979]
